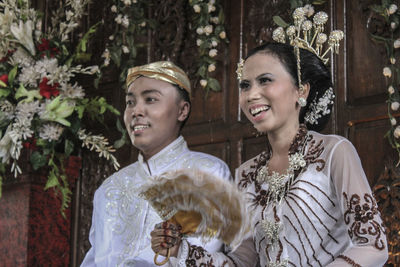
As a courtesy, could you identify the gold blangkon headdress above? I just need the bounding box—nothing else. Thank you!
[126,61,191,96]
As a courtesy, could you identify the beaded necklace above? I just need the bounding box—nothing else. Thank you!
[256,125,309,207]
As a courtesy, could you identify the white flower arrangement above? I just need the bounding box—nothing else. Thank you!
[0,0,123,215]
[369,0,400,165]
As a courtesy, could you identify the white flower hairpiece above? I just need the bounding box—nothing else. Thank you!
[304,87,335,125]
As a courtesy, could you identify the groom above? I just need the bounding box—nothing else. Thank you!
[81,61,231,266]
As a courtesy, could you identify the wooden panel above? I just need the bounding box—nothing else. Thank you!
[345,0,388,105]
[149,0,228,125]
[242,135,268,162]
[347,118,395,186]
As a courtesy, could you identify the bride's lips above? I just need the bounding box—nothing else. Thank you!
[249,104,270,122]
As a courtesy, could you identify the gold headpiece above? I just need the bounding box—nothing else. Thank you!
[236,6,344,82]
[236,58,245,81]
[272,6,343,97]
[126,61,191,96]
[272,7,344,65]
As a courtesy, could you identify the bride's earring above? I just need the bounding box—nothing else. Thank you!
[298,97,307,107]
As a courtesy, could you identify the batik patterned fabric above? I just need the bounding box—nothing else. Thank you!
[175,126,388,267]
[80,136,232,267]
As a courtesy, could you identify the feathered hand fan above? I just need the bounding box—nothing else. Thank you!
[139,169,250,265]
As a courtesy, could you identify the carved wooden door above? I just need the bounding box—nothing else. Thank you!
[72,0,395,265]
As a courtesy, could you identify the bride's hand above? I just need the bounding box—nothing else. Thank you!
[150,221,182,258]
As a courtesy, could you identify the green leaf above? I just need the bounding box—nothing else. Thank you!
[273,16,289,28]
[114,119,127,149]
[289,0,303,10]
[64,139,74,158]
[110,49,122,68]
[15,84,42,102]
[75,104,85,119]
[382,0,391,8]
[8,65,18,85]
[397,68,400,84]
[41,96,74,126]
[369,5,384,14]
[44,169,59,190]
[94,72,101,89]
[113,138,126,149]
[208,78,221,92]
[369,33,388,43]
[312,0,327,5]
[0,80,6,88]
[59,182,72,219]
[68,21,100,65]
[218,8,225,24]
[74,53,92,62]
[30,151,48,170]
[0,88,11,98]
[197,65,207,77]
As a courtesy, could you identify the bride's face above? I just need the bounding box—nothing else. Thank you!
[239,53,301,134]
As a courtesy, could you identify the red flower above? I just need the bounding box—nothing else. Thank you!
[23,138,38,150]
[0,50,14,62]
[37,38,50,51]
[39,77,60,99]
[37,38,60,58]
[0,74,8,85]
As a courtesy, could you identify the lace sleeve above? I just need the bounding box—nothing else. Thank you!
[327,139,388,266]
[173,237,258,267]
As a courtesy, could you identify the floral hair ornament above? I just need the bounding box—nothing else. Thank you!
[272,5,344,125]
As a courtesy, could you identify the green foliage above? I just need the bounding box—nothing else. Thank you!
[113,119,128,149]
[273,16,289,28]
[76,97,120,123]
[30,151,48,170]
[368,0,400,164]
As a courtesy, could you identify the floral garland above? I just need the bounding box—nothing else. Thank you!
[0,0,122,216]
[99,0,152,87]
[368,2,400,165]
[188,0,228,94]
[102,0,228,95]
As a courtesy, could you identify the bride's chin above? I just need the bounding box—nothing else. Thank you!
[253,124,268,134]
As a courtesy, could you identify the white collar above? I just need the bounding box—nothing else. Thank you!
[137,136,188,175]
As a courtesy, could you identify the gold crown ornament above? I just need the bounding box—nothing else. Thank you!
[272,7,344,65]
